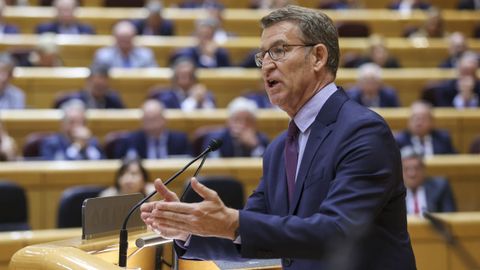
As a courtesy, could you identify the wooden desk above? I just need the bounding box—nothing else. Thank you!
[0,155,479,230]
[11,67,480,109]
[1,107,480,154]
[2,34,480,67]
[5,7,477,37]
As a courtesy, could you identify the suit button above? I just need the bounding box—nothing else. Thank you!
[283,258,293,266]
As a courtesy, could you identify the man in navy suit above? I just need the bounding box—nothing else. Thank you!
[395,100,456,156]
[120,99,191,159]
[346,63,400,107]
[203,97,269,158]
[141,6,416,270]
[36,0,95,35]
[54,65,124,109]
[401,146,456,215]
[132,0,174,36]
[41,100,104,160]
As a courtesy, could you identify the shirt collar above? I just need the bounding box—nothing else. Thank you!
[293,82,338,133]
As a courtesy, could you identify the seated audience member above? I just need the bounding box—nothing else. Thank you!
[36,0,94,35]
[343,35,401,68]
[203,97,269,157]
[170,19,231,68]
[177,0,222,8]
[317,0,363,9]
[243,78,274,109]
[15,33,63,67]
[0,53,25,109]
[54,65,124,109]
[40,100,104,160]
[347,63,400,108]
[395,100,457,156]
[436,51,480,108]
[122,99,192,159]
[401,146,456,215]
[132,0,174,36]
[99,157,155,197]
[93,20,157,69]
[204,3,234,44]
[0,0,19,34]
[0,122,18,161]
[388,0,431,12]
[249,0,294,9]
[457,0,480,9]
[439,32,469,68]
[405,7,446,38]
[149,57,215,111]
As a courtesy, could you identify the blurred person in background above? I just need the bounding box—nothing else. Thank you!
[149,57,215,110]
[40,100,104,160]
[0,53,25,109]
[54,64,125,109]
[457,0,480,9]
[203,97,269,157]
[438,32,469,68]
[0,121,18,161]
[99,157,155,197]
[249,0,295,9]
[0,0,19,34]
[317,0,363,9]
[93,20,157,68]
[36,0,94,34]
[395,100,457,156]
[388,0,431,12]
[405,7,446,38]
[343,35,401,68]
[346,63,400,108]
[401,146,456,215]
[15,33,63,67]
[133,0,175,36]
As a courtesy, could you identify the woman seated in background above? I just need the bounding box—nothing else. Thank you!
[100,158,155,198]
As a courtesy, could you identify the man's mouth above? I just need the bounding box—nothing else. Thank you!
[267,79,279,88]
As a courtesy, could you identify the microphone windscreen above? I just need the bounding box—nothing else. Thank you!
[208,139,223,151]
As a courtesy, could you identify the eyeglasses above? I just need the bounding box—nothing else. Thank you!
[254,44,316,68]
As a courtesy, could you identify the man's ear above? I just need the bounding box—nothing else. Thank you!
[312,44,328,72]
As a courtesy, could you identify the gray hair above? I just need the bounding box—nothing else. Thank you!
[260,5,339,76]
[227,97,258,118]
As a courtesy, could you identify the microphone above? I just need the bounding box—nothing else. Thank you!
[118,139,222,267]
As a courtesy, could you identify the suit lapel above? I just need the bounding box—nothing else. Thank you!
[289,90,349,214]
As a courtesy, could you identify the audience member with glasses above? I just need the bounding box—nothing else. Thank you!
[140,6,416,270]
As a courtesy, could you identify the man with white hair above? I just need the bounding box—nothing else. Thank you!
[346,63,400,107]
[36,0,94,34]
[0,0,19,34]
[203,97,269,157]
[92,20,157,68]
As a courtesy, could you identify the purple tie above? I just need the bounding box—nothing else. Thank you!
[285,121,299,202]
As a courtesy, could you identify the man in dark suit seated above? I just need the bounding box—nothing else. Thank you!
[346,63,400,108]
[149,57,216,111]
[35,0,95,35]
[395,100,457,156]
[203,97,269,158]
[438,32,469,69]
[170,18,231,68]
[0,0,19,34]
[54,65,124,109]
[401,146,457,215]
[40,100,104,160]
[121,99,192,159]
[132,0,175,36]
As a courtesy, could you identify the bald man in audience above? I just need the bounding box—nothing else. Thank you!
[93,20,157,68]
[36,0,94,34]
[346,63,400,107]
[121,99,191,159]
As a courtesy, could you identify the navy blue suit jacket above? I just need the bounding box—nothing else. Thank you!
[132,19,175,36]
[122,130,192,159]
[423,177,457,213]
[203,128,269,157]
[149,88,216,109]
[170,47,231,68]
[395,129,457,154]
[40,133,104,160]
[54,90,125,109]
[180,90,416,269]
[35,21,95,34]
[435,79,480,107]
[347,86,400,107]
[1,24,19,34]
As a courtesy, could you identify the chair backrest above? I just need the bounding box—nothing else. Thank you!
[57,185,105,228]
[181,176,244,210]
[0,181,30,232]
[337,22,371,37]
[22,132,52,160]
[103,130,130,159]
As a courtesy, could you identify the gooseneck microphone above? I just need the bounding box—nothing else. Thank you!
[118,139,223,268]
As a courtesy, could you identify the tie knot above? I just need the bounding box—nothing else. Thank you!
[287,121,299,140]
